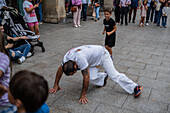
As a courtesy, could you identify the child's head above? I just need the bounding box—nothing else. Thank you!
[165,2,168,7]
[8,70,49,112]
[104,8,112,19]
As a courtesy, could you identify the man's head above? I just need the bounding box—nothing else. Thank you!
[62,60,78,76]
[8,70,49,112]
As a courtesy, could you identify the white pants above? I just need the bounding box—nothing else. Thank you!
[89,49,138,94]
[73,6,81,26]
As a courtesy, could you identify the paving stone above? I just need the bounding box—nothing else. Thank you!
[145,64,170,74]
[126,68,157,79]
[161,61,170,67]
[123,97,168,113]
[128,52,152,59]
[138,77,170,90]
[115,64,129,73]
[149,89,170,104]
[119,60,146,69]
[151,54,170,62]
[94,103,137,113]
[52,94,100,113]
[157,73,170,83]
[136,57,161,66]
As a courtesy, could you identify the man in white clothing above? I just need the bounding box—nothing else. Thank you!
[50,45,143,104]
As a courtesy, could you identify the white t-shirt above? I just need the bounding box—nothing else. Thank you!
[62,45,106,70]
[23,0,37,23]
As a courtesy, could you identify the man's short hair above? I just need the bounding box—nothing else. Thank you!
[9,70,49,112]
[62,60,75,75]
[104,7,112,14]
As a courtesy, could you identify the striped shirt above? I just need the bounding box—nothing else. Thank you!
[0,52,10,105]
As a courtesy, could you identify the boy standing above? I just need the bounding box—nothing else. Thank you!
[161,2,169,28]
[102,8,117,58]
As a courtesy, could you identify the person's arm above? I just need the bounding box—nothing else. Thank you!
[107,25,117,36]
[79,67,90,104]
[7,36,28,42]
[102,27,106,35]
[5,43,14,49]
[38,0,42,4]
[0,71,7,98]
[24,4,39,13]
[49,65,63,93]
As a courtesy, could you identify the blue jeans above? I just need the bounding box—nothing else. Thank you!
[161,16,167,26]
[95,6,100,19]
[146,7,151,23]
[38,3,42,22]
[82,4,88,20]
[157,8,162,26]
[9,44,31,59]
[154,10,158,23]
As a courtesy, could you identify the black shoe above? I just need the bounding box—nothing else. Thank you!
[132,21,135,23]
[83,19,86,21]
[125,23,128,25]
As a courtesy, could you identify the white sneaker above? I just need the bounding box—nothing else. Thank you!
[146,23,149,26]
[26,52,32,58]
[17,56,25,64]
[78,25,81,27]
[74,25,78,28]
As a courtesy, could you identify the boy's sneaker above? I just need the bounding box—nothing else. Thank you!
[17,56,25,64]
[134,86,143,98]
[26,52,32,58]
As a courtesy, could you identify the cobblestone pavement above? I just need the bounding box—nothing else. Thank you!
[12,11,170,113]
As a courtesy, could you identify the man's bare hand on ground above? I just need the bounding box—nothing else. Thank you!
[79,94,89,104]
[49,85,62,93]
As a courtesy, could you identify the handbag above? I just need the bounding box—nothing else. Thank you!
[95,3,100,7]
[156,2,161,11]
[71,6,77,12]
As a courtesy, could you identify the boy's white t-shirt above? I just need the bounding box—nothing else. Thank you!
[62,45,106,70]
[23,0,37,23]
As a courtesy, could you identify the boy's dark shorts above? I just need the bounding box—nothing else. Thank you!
[105,36,116,47]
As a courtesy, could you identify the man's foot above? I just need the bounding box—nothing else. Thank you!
[83,19,86,21]
[103,73,108,87]
[164,25,167,28]
[39,22,43,25]
[132,20,135,23]
[146,23,149,26]
[74,25,78,28]
[134,86,143,98]
[78,25,81,27]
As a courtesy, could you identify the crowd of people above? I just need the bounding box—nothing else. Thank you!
[0,0,169,112]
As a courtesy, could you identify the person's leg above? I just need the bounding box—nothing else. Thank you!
[142,17,145,26]
[150,7,155,22]
[105,45,112,57]
[89,67,107,86]
[82,4,85,19]
[146,7,151,24]
[139,17,143,26]
[101,50,138,94]
[125,8,128,25]
[73,6,78,26]
[117,6,121,23]
[13,44,30,57]
[121,8,124,24]
[27,22,35,32]
[129,7,133,23]
[77,8,82,26]
[9,49,23,59]
[154,10,158,23]
[164,16,167,27]
[84,4,88,20]
[34,22,40,35]
[38,3,42,22]
[133,7,137,22]
[161,16,164,26]
[157,9,162,26]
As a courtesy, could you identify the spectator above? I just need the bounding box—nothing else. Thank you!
[114,0,121,23]
[129,0,139,23]
[33,0,43,24]
[153,0,160,23]
[72,0,82,28]
[145,0,151,26]
[82,0,91,21]
[150,0,156,22]
[0,24,32,64]
[8,70,49,113]
[0,29,14,113]
[157,0,166,26]
[17,0,24,16]
[23,0,41,40]
[161,2,169,28]
[93,0,101,22]
[120,0,131,25]
[0,0,7,23]
[139,0,148,27]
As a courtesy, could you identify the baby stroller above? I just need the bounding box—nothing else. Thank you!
[1,7,45,55]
